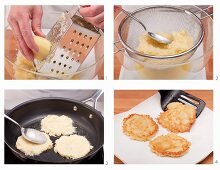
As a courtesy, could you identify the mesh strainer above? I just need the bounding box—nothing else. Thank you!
[117,6,204,65]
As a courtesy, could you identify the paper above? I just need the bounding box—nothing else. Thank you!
[114,93,213,164]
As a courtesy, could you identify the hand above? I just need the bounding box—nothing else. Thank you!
[114,5,122,12]
[114,5,122,18]
[8,5,45,61]
[79,5,104,29]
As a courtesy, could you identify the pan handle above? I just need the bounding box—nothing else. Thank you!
[81,90,103,109]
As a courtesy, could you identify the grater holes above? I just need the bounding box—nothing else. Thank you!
[66,56,69,59]
[77,60,79,63]
[68,48,72,51]
[58,62,61,66]
[86,45,89,49]
[51,69,54,72]
[78,52,82,56]
[53,60,56,64]
[75,41,80,46]
[89,37,92,40]
[56,70,59,74]
[78,32,82,36]
[64,64,67,67]
[81,43,85,48]
[70,39,74,44]
[73,30,77,34]
[69,66,72,69]
[61,54,64,57]
[61,72,64,74]
[63,46,66,49]
[84,35,88,38]
[71,58,74,61]
[73,50,77,55]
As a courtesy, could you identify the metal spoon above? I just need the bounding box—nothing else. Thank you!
[121,8,172,45]
[5,115,47,144]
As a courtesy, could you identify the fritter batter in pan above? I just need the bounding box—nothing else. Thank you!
[41,115,76,136]
[54,135,93,159]
[16,132,53,156]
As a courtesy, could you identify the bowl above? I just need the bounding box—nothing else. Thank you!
[5,11,104,80]
[114,5,213,79]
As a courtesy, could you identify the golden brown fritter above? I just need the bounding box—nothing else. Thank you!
[123,114,159,141]
[157,102,196,133]
[149,133,191,157]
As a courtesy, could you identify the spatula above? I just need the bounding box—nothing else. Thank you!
[158,90,206,118]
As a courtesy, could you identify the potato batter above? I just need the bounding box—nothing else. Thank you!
[54,135,93,159]
[41,115,76,136]
[14,52,36,80]
[16,133,53,156]
[137,30,193,56]
[13,52,79,80]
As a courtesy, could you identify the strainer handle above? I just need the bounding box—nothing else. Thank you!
[114,40,125,54]
[193,6,213,20]
[120,8,147,31]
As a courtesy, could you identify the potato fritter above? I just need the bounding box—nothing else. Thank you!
[149,133,191,157]
[123,114,159,141]
[157,102,196,133]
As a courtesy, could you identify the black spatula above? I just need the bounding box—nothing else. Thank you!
[158,90,206,118]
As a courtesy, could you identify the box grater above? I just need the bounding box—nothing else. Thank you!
[34,8,102,79]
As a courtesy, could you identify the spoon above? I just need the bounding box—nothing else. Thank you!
[5,115,47,144]
[121,8,172,45]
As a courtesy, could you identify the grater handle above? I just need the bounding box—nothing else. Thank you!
[65,6,77,18]
[78,5,103,33]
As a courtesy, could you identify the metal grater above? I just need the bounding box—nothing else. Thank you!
[34,8,101,79]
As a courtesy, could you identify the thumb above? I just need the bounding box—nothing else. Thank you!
[31,6,45,38]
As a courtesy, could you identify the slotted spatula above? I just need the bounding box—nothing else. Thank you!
[34,7,101,79]
[159,90,206,118]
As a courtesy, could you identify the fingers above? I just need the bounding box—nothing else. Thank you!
[83,12,104,29]
[16,14,39,54]
[32,6,45,38]
[207,6,213,13]
[79,5,104,29]
[8,15,34,61]
[79,5,104,17]
[8,6,40,60]
[114,5,122,12]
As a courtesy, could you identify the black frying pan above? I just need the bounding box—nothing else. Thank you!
[4,95,104,163]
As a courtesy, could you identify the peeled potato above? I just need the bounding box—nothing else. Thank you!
[33,36,52,61]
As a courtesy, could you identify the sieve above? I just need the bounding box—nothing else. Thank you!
[34,7,102,79]
[115,6,206,65]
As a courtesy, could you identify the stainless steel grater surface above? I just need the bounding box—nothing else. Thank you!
[34,8,101,79]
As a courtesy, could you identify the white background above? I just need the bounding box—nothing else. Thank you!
[1,0,220,169]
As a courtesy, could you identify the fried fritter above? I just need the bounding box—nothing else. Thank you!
[149,133,191,157]
[157,102,196,133]
[123,114,159,141]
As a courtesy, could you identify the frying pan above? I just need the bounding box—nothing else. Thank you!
[4,90,104,163]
